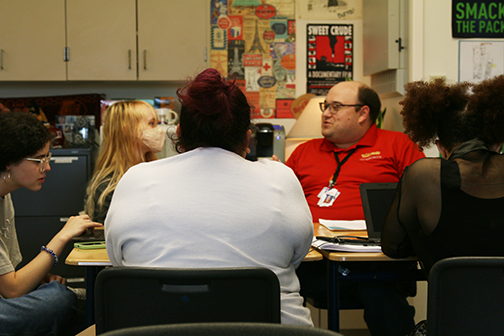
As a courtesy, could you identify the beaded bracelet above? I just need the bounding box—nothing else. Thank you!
[40,246,58,267]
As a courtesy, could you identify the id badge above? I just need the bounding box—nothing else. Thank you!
[317,187,341,207]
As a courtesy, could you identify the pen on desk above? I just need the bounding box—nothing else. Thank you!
[315,236,340,243]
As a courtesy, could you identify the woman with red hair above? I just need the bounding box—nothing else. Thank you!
[105,68,314,326]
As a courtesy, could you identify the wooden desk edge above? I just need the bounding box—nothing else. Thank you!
[304,249,323,262]
[66,247,323,265]
[65,248,112,266]
[317,248,417,262]
[313,222,417,262]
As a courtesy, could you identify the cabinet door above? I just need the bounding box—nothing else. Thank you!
[363,0,408,76]
[137,0,209,81]
[66,0,137,80]
[0,0,66,80]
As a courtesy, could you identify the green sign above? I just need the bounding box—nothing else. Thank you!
[452,0,504,38]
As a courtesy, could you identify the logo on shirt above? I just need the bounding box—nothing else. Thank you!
[360,151,382,161]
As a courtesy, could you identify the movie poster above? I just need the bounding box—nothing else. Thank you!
[210,0,296,119]
[307,24,354,96]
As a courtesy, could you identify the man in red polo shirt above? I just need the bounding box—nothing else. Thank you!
[287,81,424,336]
[287,81,424,222]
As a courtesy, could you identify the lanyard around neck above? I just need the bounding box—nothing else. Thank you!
[329,148,357,188]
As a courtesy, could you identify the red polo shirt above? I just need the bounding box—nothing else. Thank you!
[286,124,425,222]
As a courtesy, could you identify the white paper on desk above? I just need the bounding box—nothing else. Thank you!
[319,219,366,231]
[312,238,382,253]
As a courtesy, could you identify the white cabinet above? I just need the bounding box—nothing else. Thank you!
[0,0,208,81]
[137,0,208,81]
[66,0,137,81]
[363,0,409,95]
[363,0,408,75]
[0,0,66,80]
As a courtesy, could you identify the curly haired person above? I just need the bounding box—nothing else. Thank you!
[0,112,101,335]
[382,75,504,276]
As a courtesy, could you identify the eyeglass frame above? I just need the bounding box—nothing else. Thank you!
[319,102,365,114]
[26,152,52,172]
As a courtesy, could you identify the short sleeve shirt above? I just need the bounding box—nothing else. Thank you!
[286,125,425,222]
[0,194,22,276]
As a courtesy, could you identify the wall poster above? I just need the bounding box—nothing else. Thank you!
[459,40,504,83]
[297,0,362,20]
[210,0,296,119]
[452,0,504,38]
[306,24,353,96]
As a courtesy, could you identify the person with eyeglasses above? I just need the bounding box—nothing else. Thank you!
[286,81,424,336]
[0,111,102,336]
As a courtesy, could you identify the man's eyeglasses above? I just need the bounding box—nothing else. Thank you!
[26,152,52,172]
[319,102,364,114]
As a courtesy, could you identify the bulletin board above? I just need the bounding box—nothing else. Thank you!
[459,40,504,83]
[210,0,296,119]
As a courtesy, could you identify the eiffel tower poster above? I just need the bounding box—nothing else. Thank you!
[227,40,245,79]
[243,17,269,55]
[248,20,266,54]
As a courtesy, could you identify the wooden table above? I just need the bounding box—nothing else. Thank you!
[66,248,110,326]
[314,222,398,261]
[66,238,323,326]
[67,225,424,331]
[313,223,425,332]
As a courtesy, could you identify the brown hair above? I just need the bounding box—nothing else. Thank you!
[400,75,504,152]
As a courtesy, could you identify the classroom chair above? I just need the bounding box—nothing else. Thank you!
[94,267,281,334]
[99,322,345,336]
[427,256,504,336]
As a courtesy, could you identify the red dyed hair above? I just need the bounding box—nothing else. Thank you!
[176,68,251,155]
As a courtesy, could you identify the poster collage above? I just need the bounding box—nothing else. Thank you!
[210,0,356,119]
[210,0,296,119]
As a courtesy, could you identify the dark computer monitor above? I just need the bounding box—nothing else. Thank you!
[359,182,398,241]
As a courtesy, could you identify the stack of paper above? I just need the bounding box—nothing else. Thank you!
[319,219,367,231]
[312,238,382,253]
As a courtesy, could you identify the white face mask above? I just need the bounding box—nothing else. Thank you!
[141,126,166,153]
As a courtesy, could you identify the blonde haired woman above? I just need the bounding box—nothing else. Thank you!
[85,100,165,223]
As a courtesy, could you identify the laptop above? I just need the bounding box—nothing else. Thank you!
[359,182,398,244]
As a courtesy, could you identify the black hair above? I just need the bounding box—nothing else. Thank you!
[0,112,51,173]
[357,85,382,123]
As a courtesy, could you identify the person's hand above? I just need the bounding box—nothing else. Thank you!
[57,215,103,242]
[272,155,280,162]
[41,273,66,285]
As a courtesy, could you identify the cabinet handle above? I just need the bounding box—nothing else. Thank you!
[0,49,3,70]
[395,38,405,52]
[143,50,147,70]
[128,49,132,70]
[63,47,70,62]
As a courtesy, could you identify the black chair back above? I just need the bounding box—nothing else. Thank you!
[427,256,504,336]
[95,267,281,334]
[100,322,343,336]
